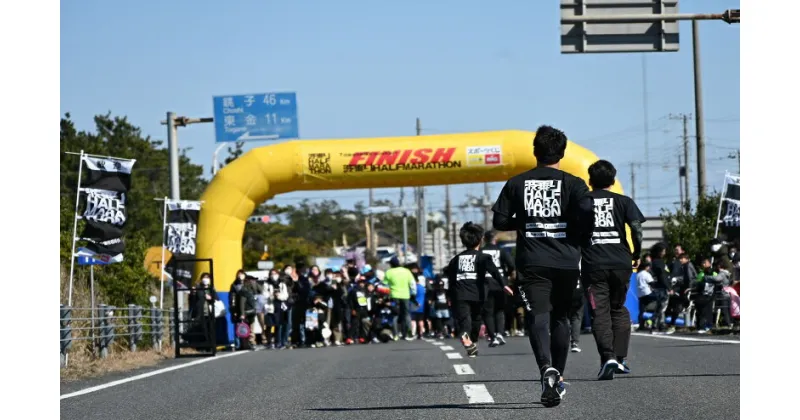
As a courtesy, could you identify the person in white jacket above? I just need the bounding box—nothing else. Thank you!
[271,269,291,348]
[261,278,276,348]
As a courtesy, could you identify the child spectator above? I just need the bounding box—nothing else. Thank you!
[429,278,451,339]
[373,297,397,343]
[348,278,373,343]
[411,277,427,339]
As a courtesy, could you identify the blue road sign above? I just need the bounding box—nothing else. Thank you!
[212,92,299,143]
[76,248,113,265]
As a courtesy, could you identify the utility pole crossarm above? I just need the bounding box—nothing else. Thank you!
[561,10,740,24]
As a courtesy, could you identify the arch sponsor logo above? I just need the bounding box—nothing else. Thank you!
[466,145,502,167]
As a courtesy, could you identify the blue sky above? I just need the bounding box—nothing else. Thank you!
[60,0,739,219]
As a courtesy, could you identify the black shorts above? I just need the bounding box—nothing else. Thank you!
[516,266,580,316]
[411,312,425,322]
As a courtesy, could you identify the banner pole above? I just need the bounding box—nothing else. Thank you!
[160,197,169,310]
[67,150,85,307]
[713,171,728,240]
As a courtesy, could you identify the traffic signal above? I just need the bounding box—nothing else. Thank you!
[247,215,271,223]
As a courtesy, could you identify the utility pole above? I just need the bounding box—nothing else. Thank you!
[166,112,179,200]
[677,150,685,207]
[368,188,376,258]
[160,113,214,201]
[670,113,692,207]
[629,162,636,201]
[415,118,426,259]
[483,183,492,231]
[692,20,707,197]
[444,184,452,259]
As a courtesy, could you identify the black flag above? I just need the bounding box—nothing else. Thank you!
[78,156,135,262]
[164,200,201,283]
[717,174,740,243]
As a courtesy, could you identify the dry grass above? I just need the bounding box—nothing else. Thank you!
[60,266,197,382]
[60,344,175,382]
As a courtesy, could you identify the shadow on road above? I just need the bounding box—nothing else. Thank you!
[415,373,740,385]
[337,373,449,380]
[660,343,739,348]
[308,402,544,412]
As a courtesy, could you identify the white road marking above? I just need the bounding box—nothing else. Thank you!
[60,351,244,400]
[423,339,433,343]
[453,364,475,375]
[463,384,494,403]
[446,352,463,359]
[440,345,455,351]
[631,332,740,344]
[432,341,445,346]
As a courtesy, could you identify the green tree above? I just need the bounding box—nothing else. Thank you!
[60,113,208,244]
[223,141,245,165]
[660,192,722,261]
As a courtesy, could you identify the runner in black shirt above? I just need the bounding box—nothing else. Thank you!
[480,230,516,347]
[491,125,594,408]
[581,159,646,380]
[446,222,512,358]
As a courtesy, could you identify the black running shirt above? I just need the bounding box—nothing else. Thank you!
[445,249,502,302]
[581,189,646,272]
[491,167,592,272]
[479,243,515,290]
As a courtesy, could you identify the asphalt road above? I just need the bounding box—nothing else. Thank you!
[61,332,740,420]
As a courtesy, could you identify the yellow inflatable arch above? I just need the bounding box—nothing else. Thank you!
[196,130,627,292]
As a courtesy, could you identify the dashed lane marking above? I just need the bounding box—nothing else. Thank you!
[440,345,455,351]
[463,384,494,403]
[453,364,475,375]
[446,352,463,360]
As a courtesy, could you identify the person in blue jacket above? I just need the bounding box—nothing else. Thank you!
[411,276,427,339]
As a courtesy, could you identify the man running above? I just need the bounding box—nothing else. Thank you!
[581,159,646,380]
[480,230,516,347]
[446,222,513,358]
[491,125,594,408]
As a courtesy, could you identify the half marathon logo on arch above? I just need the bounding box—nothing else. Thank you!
[77,156,136,264]
[340,147,461,173]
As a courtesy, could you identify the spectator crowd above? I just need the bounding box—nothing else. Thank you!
[186,237,740,351]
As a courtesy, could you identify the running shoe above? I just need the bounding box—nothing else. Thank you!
[540,367,562,408]
[617,359,631,374]
[466,343,478,357]
[488,338,500,348]
[557,380,567,400]
[570,342,581,353]
[496,334,507,345]
[597,359,619,380]
[666,327,676,335]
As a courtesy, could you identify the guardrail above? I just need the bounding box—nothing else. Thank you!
[59,303,188,367]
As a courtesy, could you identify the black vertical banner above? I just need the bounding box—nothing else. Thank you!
[77,156,136,263]
[164,200,201,283]
[717,174,740,243]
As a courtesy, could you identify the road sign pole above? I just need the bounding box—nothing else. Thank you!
[167,112,180,201]
[211,143,227,176]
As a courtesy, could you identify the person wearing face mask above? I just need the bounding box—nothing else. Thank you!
[228,270,247,349]
[288,265,311,348]
[190,273,218,316]
[270,269,291,349]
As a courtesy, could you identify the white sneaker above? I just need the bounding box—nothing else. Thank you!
[597,359,619,380]
[540,367,562,407]
[496,334,507,345]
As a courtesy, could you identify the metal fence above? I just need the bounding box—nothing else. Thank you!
[59,303,188,367]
